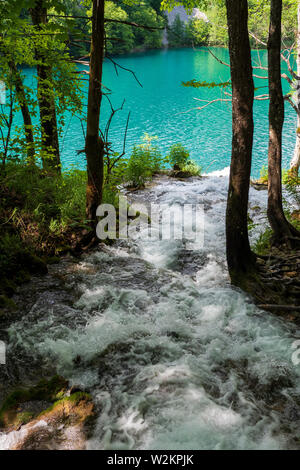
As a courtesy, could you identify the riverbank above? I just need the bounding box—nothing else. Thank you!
[1,172,300,450]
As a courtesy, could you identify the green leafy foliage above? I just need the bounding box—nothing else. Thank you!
[259,165,268,184]
[181,160,201,176]
[0,0,83,172]
[185,17,211,45]
[163,0,297,48]
[182,79,231,89]
[253,227,273,255]
[130,4,165,50]
[126,134,165,187]
[168,143,190,169]
[168,14,188,46]
[285,175,300,209]
[167,143,201,175]
[256,166,300,237]
[126,146,154,187]
[105,1,135,55]
[162,0,209,13]
[86,0,165,55]
[3,163,87,228]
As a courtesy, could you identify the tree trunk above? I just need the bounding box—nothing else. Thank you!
[10,60,35,164]
[0,40,35,163]
[290,1,300,177]
[30,1,60,174]
[225,0,256,284]
[85,0,105,223]
[267,0,299,242]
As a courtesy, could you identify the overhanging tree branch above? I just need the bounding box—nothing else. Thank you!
[104,18,164,31]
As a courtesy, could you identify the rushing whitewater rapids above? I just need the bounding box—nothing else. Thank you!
[1,174,300,450]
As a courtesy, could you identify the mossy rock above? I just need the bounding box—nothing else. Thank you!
[0,375,68,430]
[39,392,92,417]
[170,170,194,179]
[250,179,268,191]
[13,411,35,427]
[12,392,94,450]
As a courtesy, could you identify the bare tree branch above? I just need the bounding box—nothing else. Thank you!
[249,31,267,47]
[106,55,143,88]
[104,18,164,31]
[206,47,230,67]
[193,97,231,111]
[284,94,300,116]
[254,94,270,100]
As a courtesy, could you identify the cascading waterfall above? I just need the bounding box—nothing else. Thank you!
[1,173,300,450]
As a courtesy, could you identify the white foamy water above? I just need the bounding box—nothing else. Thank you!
[1,175,300,450]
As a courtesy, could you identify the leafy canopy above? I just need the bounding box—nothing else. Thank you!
[161,0,209,12]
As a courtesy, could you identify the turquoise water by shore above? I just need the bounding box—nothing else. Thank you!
[20,47,296,178]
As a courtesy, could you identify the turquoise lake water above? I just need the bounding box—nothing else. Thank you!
[21,47,296,178]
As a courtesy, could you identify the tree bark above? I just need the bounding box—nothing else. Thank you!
[30,0,60,174]
[225,0,256,284]
[85,0,105,222]
[267,0,299,242]
[290,0,300,177]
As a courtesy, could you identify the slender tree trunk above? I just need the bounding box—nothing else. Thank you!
[0,39,35,163]
[10,60,35,163]
[267,0,299,242]
[85,0,105,222]
[30,0,60,174]
[290,1,300,177]
[0,89,14,175]
[225,0,256,284]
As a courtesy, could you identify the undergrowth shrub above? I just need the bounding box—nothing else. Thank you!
[253,227,273,255]
[284,174,300,208]
[167,143,201,176]
[258,166,268,183]
[258,165,299,229]
[181,161,202,176]
[168,143,190,169]
[126,134,165,187]
[3,163,87,230]
[126,146,155,187]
